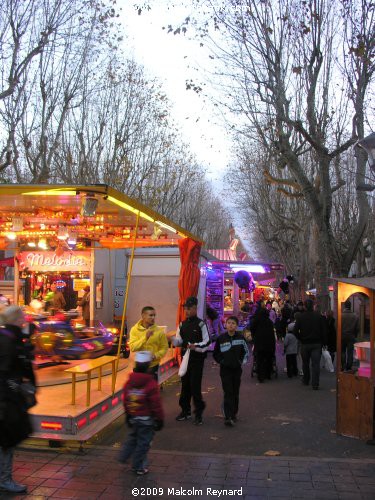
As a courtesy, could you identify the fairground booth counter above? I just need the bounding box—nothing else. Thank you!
[335,277,375,441]
[0,184,202,443]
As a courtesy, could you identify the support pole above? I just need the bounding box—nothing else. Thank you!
[14,248,20,305]
[90,247,95,326]
[113,212,140,391]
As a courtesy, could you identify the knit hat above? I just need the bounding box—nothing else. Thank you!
[135,351,152,363]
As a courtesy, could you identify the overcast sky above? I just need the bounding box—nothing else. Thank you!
[119,1,233,182]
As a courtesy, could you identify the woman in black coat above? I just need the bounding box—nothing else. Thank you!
[251,308,276,382]
[0,306,35,494]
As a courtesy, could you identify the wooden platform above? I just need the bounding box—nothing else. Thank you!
[30,359,130,418]
[28,348,178,441]
[33,357,128,387]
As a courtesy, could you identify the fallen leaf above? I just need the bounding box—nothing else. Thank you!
[330,429,336,434]
[330,389,336,393]
[281,422,290,426]
[210,436,219,440]
[214,414,223,418]
[269,414,302,423]
[264,450,281,456]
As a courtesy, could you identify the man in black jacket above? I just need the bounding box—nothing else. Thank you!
[293,299,326,390]
[213,316,249,427]
[172,297,210,425]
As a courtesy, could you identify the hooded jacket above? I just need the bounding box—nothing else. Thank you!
[129,321,169,368]
[123,371,164,421]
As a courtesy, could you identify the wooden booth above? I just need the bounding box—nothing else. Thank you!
[336,277,375,440]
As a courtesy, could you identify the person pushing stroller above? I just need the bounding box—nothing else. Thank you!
[250,307,276,382]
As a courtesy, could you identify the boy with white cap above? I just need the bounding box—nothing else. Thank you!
[119,351,164,475]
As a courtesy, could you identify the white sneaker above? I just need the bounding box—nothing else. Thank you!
[0,479,27,493]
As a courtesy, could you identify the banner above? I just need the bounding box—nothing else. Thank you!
[18,251,91,272]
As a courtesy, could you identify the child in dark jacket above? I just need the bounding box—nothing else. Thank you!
[213,316,249,427]
[119,351,164,475]
[284,322,299,377]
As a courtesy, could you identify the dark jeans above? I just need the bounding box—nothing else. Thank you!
[341,337,355,371]
[119,420,154,470]
[256,350,274,381]
[286,353,298,377]
[179,357,205,416]
[0,447,14,482]
[220,366,242,419]
[300,343,322,388]
[148,364,159,381]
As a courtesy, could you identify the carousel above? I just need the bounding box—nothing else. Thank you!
[0,184,202,442]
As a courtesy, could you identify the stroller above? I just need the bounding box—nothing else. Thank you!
[250,345,278,379]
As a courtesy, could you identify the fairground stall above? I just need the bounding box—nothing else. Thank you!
[205,255,284,326]
[0,184,202,443]
[335,277,375,441]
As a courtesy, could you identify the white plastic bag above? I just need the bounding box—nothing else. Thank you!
[321,348,334,373]
[178,349,190,377]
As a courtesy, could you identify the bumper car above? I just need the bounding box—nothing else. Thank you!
[30,317,115,360]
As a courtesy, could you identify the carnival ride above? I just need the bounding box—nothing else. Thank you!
[0,184,200,442]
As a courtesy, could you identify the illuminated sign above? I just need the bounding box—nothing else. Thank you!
[18,251,91,272]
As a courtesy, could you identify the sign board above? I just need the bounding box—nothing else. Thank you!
[18,251,91,272]
[114,286,125,312]
[73,278,90,292]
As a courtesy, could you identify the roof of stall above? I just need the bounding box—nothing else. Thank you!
[205,257,284,273]
[333,276,375,291]
[0,184,202,249]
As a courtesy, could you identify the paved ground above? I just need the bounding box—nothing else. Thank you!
[92,343,375,459]
[6,446,375,499]
[7,341,375,499]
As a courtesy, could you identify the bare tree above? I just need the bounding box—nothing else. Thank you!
[174,0,374,307]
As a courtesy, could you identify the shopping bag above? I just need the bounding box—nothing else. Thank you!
[321,348,334,372]
[178,349,190,377]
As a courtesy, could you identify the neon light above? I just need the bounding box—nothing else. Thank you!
[41,421,63,430]
[112,397,119,406]
[155,220,177,233]
[230,264,266,273]
[23,190,77,196]
[102,404,109,412]
[77,417,87,428]
[170,361,174,367]
[89,411,99,421]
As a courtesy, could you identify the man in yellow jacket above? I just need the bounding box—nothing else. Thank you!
[129,306,169,380]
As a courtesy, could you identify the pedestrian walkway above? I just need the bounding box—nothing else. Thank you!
[6,446,375,499]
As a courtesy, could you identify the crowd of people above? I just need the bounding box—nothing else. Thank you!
[0,293,359,483]
[122,294,362,476]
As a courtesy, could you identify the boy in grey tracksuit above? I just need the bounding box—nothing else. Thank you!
[284,322,298,378]
[213,316,249,427]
